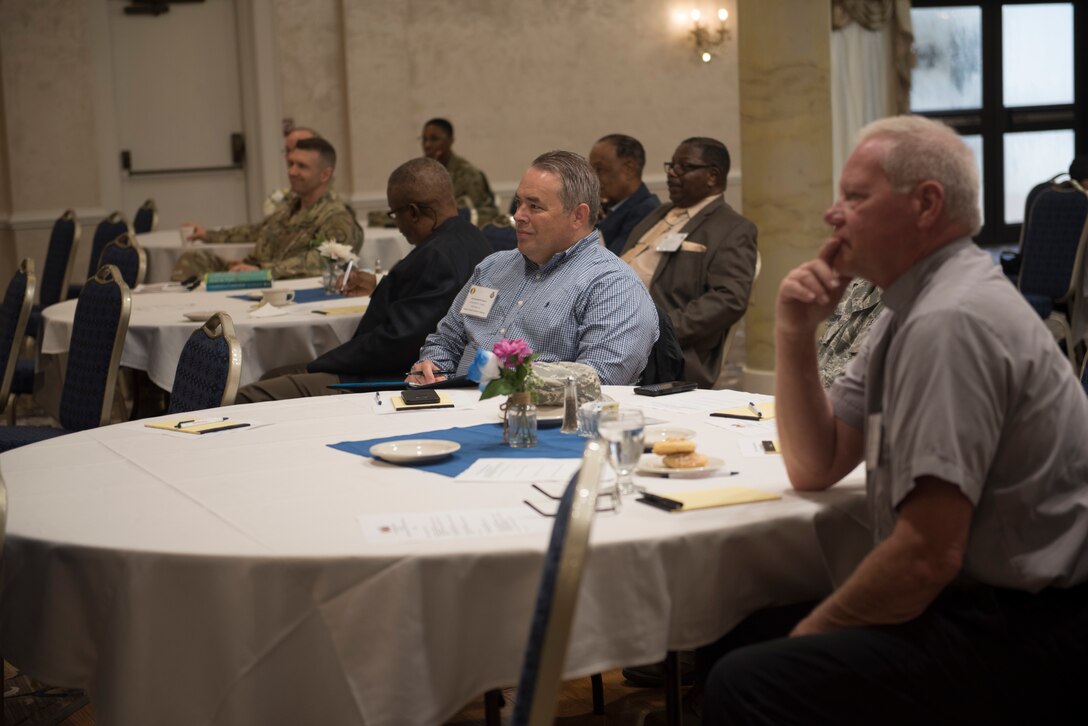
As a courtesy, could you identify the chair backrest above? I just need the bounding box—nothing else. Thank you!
[511,440,606,726]
[720,250,763,367]
[1017,183,1088,303]
[133,198,158,234]
[1081,355,1088,396]
[86,211,131,279]
[639,302,685,385]
[59,264,132,431]
[456,202,478,226]
[0,259,36,406]
[39,209,80,308]
[167,312,242,413]
[482,215,518,253]
[98,232,147,288]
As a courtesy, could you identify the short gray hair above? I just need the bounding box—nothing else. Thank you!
[857,115,981,234]
[531,150,601,225]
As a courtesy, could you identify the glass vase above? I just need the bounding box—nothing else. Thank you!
[504,392,537,448]
[321,259,345,293]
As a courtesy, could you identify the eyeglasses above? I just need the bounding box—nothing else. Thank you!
[664,161,713,176]
[387,203,431,220]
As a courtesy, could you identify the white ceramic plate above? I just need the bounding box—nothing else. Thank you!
[642,425,697,450]
[183,311,219,322]
[637,454,724,476]
[369,439,461,464]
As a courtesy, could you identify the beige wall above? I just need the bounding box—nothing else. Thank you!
[273,0,741,206]
[0,0,744,281]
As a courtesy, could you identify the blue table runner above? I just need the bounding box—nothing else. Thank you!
[229,287,343,304]
[328,423,587,477]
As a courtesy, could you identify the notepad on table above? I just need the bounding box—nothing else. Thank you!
[638,486,781,512]
[391,392,455,411]
[710,401,776,421]
[144,417,251,434]
[313,305,368,316]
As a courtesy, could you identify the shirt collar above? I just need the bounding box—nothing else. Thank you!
[524,229,602,275]
[881,237,973,313]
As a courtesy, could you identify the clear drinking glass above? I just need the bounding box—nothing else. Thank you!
[598,408,644,496]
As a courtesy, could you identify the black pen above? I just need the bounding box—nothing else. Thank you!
[375,392,382,406]
[404,368,453,376]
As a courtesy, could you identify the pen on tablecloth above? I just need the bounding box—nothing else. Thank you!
[747,402,763,419]
[375,392,382,406]
[405,368,453,376]
[339,260,355,293]
[175,416,228,429]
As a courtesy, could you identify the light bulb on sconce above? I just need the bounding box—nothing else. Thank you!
[684,6,732,63]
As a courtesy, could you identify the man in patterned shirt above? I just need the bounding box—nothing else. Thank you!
[816,278,883,388]
[408,150,659,386]
[172,137,364,280]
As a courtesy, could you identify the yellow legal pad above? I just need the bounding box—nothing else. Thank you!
[639,486,781,512]
[313,305,368,316]
[711,401,776,421]
[144,418,250,434]
[391,391,455,411]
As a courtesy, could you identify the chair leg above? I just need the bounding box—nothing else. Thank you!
[484,688,503,726]
[665,650,683,726]
[590,672,605,714]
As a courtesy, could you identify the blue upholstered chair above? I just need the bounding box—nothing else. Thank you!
[1016,182,1088,368]
[167,312,242,413]
[0,260,36,425]
[98,232,147,289]
[26,209,80,340]
[482,215,518,253]
[133,198,158,235]
[481,440,606,726]
[0,265,131,453]
[69,211,129,300]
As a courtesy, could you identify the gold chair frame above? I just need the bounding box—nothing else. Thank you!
[1,259,36,423]
[98,232,148,288]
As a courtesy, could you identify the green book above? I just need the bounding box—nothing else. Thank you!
[204,269,273,291]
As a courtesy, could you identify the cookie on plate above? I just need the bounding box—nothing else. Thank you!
[652,438,696,456]
[662,451,709,469]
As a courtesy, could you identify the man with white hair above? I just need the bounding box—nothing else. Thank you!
[701,116,1088,724]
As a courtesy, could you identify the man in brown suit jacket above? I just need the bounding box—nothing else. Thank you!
[620,137,758,387]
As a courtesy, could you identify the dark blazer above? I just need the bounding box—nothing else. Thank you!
[621,196,758,388]
[308,216,492,378]
[597,183,660,255]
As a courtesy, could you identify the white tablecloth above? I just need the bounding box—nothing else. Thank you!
[0,387,870,726]
[359,225,413,272]
[38,276,367,391]
[137,230,255,283]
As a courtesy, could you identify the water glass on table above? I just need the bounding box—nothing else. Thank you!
[598,407,644,498]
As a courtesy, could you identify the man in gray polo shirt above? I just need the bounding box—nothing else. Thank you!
[700,116,1088,724]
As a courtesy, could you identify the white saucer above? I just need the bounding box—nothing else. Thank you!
[369,439,460,464]
[637,454,724,476]
[182,311,218,322]
[643,425,696,450]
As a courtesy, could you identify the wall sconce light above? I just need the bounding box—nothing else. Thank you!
[680,8,731,63]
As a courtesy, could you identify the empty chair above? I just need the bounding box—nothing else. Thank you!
[509,440,607,726]
[99,232,147,288]
[1016,182,1088,368]
[482,214,518,253]
[133,198,158,234]
[168,312,242,413]
[69,211,129,299]
[0,265,132,453]
[0,260,36,424]
[26,209,81,340]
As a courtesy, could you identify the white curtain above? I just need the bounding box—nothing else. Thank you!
[831,22,892,196]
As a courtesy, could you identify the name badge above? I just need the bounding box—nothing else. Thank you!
[655,233,686,252]
[460,285,498,319]
[865,412,883,473]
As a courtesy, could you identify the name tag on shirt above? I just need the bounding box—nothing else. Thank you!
[461,285,498,318]
[655,233,686,252]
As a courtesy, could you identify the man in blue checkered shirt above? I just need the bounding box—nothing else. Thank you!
[408,150,659,386]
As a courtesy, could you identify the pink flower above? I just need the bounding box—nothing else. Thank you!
[493,338,532,368]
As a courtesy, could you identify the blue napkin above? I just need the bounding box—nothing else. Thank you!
[328,423,587,477]
[229,287,343,304]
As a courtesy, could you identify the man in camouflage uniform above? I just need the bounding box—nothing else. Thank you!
[173,137,363,281]
[421,117,499,226]
[816,278,883,388]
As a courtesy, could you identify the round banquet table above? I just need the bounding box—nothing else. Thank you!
[136,230,255,284]
[0,386,871,726]
[37,276,367,394]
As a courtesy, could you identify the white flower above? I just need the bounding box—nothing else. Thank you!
[317,239,358,263]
